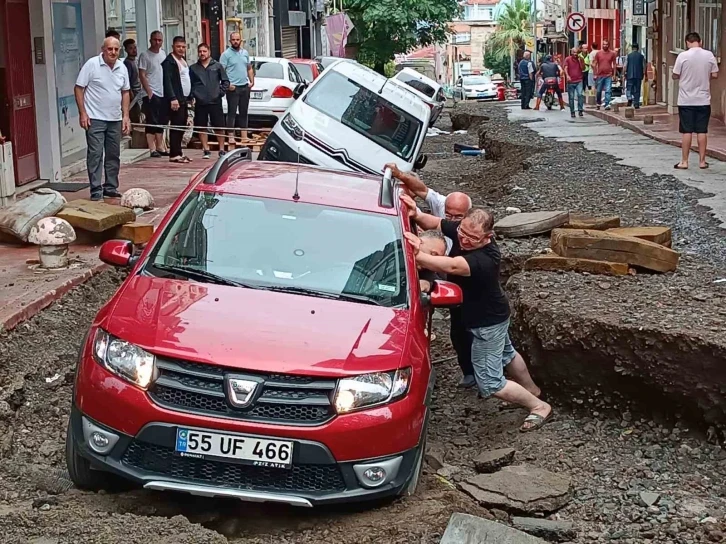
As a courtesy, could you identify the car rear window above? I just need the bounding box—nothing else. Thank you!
[396,72,437,98]
[254,61,283,79]
[146,192,408,308]
[294,63,314,82]
[303,70,423,160]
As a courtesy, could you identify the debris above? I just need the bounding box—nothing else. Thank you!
[714,278,726,283]
[441,513,547,544]
[459,464,572,514]
[473,447,516,473]
[567,214,621,230]
[550,228,680,272]
[454,143,479,153]
[524,255,629,276]
[0,188,66,242]
[511,517,576,542]
[112,222,154,245]
[607,226,672,247]
[56,199,135,233]
[639,491,661,507]
[461,149,484,156]
[453,129,468,134]
[450,109,490,131]
[505,207,522,214]
[495,211,570,238]
[44,374,61,384]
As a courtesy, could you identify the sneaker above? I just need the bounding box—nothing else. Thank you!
[157,150,170,157]
[203,150,211,159]
[604,105,611,111]
[90,194,103,202]
[218,150,226,158]
[571,112,576,118]
[103,190,122,198]
[579,111,584,117]
[627,100,633,107]
[596,105,601,110]
[458,375,477,388]
[150,151,162,158]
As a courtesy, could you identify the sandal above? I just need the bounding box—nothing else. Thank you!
[673,163,688,170]
[700,162,709,169]
[170,156,192,163]
[519,410,553,432]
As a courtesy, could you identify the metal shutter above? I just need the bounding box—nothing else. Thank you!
[281,27,299,58]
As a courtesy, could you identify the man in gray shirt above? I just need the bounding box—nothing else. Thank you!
[123,38,142,124]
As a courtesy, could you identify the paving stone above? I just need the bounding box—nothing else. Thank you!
[57,200,135,233]
[566,214,621,230]
[495,211,570,237]
[512,517,576,542]
[474,447,516,473]
[607,226,672,247]
[112,222,154,245]
[441,513,547,544]
[524,255,629,276]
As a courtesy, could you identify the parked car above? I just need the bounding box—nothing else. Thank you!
[222,57,307,128]
[259,60,431,175]
[389,67,446,124]
[290,58,325,83]
[314,56,357,69]
[66,152,463,507]
[453,74,498,101]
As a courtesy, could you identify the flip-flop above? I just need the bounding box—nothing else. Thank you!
[700,163,709,169]
[674,163,688,170]
[519,411,553,432]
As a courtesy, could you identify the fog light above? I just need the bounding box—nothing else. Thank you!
[353,456,403,489]
[82,416,120,455]
[363,467,386,483]
[91,432,109,449]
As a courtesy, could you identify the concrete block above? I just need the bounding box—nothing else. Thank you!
[624,107,635,119]
[112,222,154,245]
[644,114,654,125]
[441,513,547,544]
[524,255,630,276]
[57,200,135,233]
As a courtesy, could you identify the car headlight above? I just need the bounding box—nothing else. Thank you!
[334,368,412,414]
[281,113,304,141]
[463,87,472,92]
[92,329,156,389]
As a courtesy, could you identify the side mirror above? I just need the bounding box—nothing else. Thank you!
[99,239,134,267]
[293,83,307,99]
[413,153,428,171]
[430,280,462,307]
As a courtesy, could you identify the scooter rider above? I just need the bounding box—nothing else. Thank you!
[535,55,565,111]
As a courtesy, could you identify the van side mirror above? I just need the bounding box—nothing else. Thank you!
[293,83,307,99]
[414,154,428,171]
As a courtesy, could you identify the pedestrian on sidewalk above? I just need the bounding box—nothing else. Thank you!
[190,43,230,159]
[673,32,719,170]
[401,195,552,432]
[579,42,590,92]
[74,37,130,201]
[518,51,535,109]
[162,36,193,163]
[624,44,646,109]
[593,40,617,110]
[564,47,585,118]
[123,38,142,125]
[588,43,599,93]
[138,31,169,157]
[220,32,255,148]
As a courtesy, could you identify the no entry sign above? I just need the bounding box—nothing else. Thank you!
[566,12,586,33]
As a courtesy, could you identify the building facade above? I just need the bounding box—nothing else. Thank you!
[446,0,498,83]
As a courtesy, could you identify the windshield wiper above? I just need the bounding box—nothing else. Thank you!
[152,263,261,289]
[265,286,383,306]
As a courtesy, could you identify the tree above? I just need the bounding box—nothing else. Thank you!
[487,0,532,81]
[344,0,461,74]
[483,46,512,79]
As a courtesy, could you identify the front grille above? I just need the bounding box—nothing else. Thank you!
[122,440,346,493]
[149,358,337,425]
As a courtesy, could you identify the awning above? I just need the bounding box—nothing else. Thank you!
[543,33,568,42]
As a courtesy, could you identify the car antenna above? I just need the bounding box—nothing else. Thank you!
[378,77,387,95]
[293,129,303,201]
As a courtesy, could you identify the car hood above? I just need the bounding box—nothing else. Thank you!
[467,84,495,91]
[102,275,410,377]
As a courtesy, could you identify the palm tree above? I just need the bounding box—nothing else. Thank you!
[487,0,533,82]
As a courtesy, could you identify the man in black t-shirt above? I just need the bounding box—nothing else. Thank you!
[402,195,552,432]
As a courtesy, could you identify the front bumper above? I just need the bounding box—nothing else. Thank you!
[259,131,315,163]
[464,91,496,100]
[70,406,422,506]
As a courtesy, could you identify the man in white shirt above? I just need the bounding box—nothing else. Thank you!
[74,37,130,201]
[672,32,719,170]
[161,36,193,163]
[138,30,168,157]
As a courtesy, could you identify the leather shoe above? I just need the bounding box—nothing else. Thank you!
[103,190,122,198]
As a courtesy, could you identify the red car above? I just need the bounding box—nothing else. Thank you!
[66,149,462,507]
[290,58,325,83]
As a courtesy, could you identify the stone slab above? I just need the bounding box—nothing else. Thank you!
[57,200,135,233]
[551,228,680,273]
[607,226,672,247]
[495,211,570,237]
[524,255,630,276]
[441,513,547,544]
[511,517,576,542]
[112,222,154,245]
[474,447,516,473]
[566,214,621,230]
[459,464,572,514]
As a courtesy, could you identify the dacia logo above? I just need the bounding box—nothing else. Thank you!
[226,377,260,408]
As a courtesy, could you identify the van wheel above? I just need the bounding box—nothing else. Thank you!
[403,432,427,496]
[65,420,118,491]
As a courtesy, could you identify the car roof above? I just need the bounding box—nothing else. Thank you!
[395,67,441,91]
[196,161,399,215]
[289,58,318,65]
[251,56,287,64]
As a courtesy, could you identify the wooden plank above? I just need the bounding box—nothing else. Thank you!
[524,255,629,275]
[494,211,570,237]
[551,228,680,272]
[567,214,621,230]
[112,222,154,245]
[607,226,672,247]
[56,200,135,233]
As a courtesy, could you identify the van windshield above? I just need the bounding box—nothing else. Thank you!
[303,70,423,160]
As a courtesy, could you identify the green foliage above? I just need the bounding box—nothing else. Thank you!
[484,48,512,78]
[346,0,461,73]
[487,0,532,62]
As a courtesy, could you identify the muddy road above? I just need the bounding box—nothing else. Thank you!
[1,103,725,543]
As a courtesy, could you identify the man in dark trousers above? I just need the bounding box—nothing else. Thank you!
[190,42,230,159]
[518,51,535,109]
[624,44,646,108]
[162,36,193,163]
[220,32,255,147]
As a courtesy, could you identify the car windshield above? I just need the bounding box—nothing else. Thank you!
[254,61,283,79]
[304,70,423,160]
[463,76,491,85]
[145,192,408,308]
[294,63,314,81]
[396,72,436,98]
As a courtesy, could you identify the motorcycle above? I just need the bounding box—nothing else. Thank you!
[542,77,558,110]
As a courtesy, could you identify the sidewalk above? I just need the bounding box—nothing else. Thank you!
[0,150,206,332]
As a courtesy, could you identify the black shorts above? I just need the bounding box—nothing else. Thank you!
[142,95,168,134]
[194,102,225,131]
[678,105,711,134]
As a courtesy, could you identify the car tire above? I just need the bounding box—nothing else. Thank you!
[65,420,119,491]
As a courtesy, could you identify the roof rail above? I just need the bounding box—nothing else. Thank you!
[379,167,394,209]
[203,147,252,184]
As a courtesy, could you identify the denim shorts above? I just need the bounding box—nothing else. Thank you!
[469,319,517,397]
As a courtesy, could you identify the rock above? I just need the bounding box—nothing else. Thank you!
[506,207,523,214]
[437,464,462,480]
[474,447,516,473]
[566,214,621,230]
[495,211,570,238]
[57,200,135,233]
[459,465,572,514]
[425,441,447,470]
[120,188,154,210]
[679,497,709,518]
[524,255,629,276]
[512,517,576,542]
[607,226,672,248]
[639,491,661,507]
[450,110,489,131]
[441,513,547,544]
[550,228,680,273]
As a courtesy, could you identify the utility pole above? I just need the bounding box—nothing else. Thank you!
[531,0,537,67]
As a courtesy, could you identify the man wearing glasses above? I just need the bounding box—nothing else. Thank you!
[401,194,552,433]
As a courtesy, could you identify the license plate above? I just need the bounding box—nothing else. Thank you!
[175,428,293,469]
[478,93,487,97]
[251,91,263,100]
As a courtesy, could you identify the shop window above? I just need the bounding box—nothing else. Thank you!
[696,0,722,54]
[105,0,138,45]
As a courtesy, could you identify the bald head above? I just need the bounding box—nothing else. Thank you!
[101,37,121,66]
[444,192,472,221]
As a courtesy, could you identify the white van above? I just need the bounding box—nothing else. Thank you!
[389,67,446,124]
[259,61,431,175]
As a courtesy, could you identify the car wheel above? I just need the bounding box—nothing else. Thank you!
[403,428,427,497]
[65,420,120,491]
